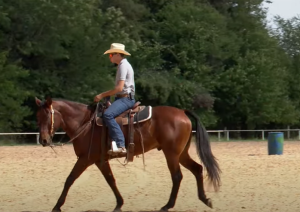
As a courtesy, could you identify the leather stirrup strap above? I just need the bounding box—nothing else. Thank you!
[127,109,135,162]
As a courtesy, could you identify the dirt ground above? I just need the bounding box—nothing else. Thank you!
[1,141,300,212]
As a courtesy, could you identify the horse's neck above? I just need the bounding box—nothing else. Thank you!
[55,101,92,138]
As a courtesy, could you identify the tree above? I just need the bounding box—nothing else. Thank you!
[213,0,299,130]
[0,52,31,132]
[0,0,138,130]
[272,16,300,115]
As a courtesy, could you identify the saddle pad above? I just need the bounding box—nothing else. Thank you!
[96,106,152,126]
[132,106,152,124]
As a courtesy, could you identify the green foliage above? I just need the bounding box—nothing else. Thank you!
[0,52,31,132]
[272,16,300,111]
[1,0,300,133]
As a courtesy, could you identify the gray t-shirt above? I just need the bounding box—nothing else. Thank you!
[115,58,135,95]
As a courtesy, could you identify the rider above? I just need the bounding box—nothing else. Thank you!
[94,43,136,155]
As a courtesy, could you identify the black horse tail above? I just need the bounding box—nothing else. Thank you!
[184,110,221,191]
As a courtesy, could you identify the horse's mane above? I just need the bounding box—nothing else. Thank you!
[52,98,97,112]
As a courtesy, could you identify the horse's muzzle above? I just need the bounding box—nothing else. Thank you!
[39,137,52,147]
[42,139,48,146]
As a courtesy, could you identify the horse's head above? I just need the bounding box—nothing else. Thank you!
[35,96,62,147]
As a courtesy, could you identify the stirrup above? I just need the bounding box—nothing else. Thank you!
[107,141,127,156]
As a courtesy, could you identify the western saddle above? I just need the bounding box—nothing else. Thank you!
[97,100,143,162]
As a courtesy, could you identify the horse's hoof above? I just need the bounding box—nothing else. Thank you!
[52,207,61,212]
[159,206,168,212]
[206,198,213,208]
[113,208,122,212]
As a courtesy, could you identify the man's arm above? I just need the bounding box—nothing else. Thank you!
[98,80,125,98]
[94,63,127,102]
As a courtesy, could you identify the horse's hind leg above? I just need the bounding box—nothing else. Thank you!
[179,143,212,208]
[95,160,124,212]
[52,157,93,212]
[160,151,183,212]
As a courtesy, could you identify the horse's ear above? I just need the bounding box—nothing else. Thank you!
[35,97,42,107]
[45,96,52,107]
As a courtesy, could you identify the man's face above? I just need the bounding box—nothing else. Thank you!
[109,53,118,63]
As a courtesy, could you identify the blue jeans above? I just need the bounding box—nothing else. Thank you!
[102,97,135,148]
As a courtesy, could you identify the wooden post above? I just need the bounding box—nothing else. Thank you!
[224,127,229,141]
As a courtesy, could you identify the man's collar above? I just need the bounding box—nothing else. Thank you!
[118,58,126,66]
[120,58,126,64]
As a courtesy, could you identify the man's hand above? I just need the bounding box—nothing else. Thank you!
[94,80,124,102]
[94,94,103,102]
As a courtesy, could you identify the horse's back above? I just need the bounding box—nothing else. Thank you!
[151,105,190,122]
[150,106,192,144]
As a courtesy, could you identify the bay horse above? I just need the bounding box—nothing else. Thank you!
[35,96,221,212]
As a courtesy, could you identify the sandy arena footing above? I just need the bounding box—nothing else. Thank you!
[1,141,300,212]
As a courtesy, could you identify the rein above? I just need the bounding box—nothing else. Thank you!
[47,101,146,169]
[88,102,99,160]
[49,103,98,148]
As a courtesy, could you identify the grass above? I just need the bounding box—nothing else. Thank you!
[193,135,300,142]
[1,134,299,146]
[0,140,37,146]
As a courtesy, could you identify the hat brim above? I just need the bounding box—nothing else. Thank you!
[104,49,131,56]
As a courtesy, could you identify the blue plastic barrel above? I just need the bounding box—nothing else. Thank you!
[268,132,284,155]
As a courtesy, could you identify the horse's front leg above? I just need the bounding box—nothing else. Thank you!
[52,157,93,212]
[95,160,124,212]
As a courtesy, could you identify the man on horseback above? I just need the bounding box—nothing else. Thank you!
[94,43,136,155]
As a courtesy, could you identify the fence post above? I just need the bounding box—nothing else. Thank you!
[226,131,229,141]
[218,131,221,141]
[262,130,264,140]
[36,134,39,144]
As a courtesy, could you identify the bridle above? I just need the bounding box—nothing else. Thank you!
[38,102,56,140]
[42,101,99,147]
[49,105,55,138]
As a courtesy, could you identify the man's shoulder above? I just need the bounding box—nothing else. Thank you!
[120,58,131,65]
[119,59,133,69]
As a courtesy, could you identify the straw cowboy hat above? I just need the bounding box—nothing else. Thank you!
[104,43,131,56]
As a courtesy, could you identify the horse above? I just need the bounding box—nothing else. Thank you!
[35,96,221,212]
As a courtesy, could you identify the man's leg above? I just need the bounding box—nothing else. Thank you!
[102,97,135,152]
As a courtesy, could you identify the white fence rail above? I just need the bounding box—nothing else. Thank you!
[0,132,65,144]
[220,129,300,141]
[1,129,300,143]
